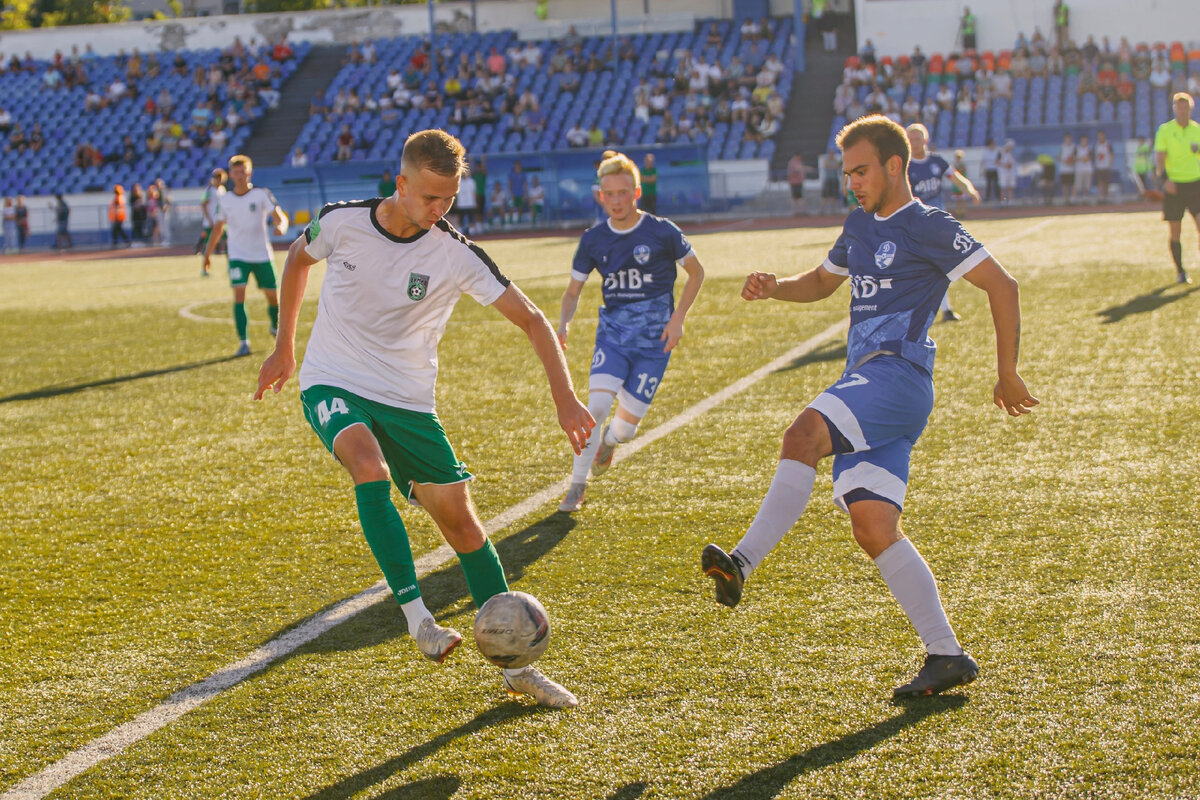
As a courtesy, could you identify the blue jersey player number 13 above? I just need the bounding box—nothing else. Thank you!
[556,152,705,512]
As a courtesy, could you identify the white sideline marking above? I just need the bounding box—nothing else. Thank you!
[5,322,848,799]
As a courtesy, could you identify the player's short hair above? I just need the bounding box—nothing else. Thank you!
[597,152,641,189]
[401,129,468,178]
[211,168,228,183]
[837,114,911,172]
[228,154,252,171]
[905,123,930,139]
[1173,91,1195,108]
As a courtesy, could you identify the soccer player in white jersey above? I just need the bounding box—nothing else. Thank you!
[556,152,705,512]
[202,155,289,357]
[701,115,1039,698]
[254,130,594,708]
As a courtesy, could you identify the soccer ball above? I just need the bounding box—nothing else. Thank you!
[473,591,551,669]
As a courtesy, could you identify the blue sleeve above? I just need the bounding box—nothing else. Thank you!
[823,229,850,274]
[921,210,986,278]
[665,218,692,260]
[933,155,950,173]
[571,234,596,277]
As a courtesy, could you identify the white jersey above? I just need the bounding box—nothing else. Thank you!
[298,200,510,413]
[214,185,279,262]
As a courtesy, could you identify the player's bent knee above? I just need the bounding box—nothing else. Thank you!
[780,410,831,464]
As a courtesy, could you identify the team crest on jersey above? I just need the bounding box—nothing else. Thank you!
[953,230,976,252]
[249,202,258,212]
[874,241,897,269]
[408,273,430,301]
[633,244,651,265]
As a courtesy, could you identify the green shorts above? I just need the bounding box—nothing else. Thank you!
[229,258,277,289]
[300,384,472,504]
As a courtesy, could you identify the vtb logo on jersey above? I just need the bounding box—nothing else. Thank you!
[874,241,897,270]
[850,274,894,299]
[953,230,976,252]
[633,244,651,265]
[408,273,430,301]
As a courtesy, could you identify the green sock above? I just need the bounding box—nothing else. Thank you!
[458,539,508,608]
[354,481,420,604]
[233,302,248,340]
[268,304,279,329]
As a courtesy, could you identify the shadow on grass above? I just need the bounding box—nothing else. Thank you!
[288,511,579,656]
[0,354,244,404]
[607,783,648,799]
[301,704,542,800]
[775,340,846,373]
[699,695,969,799]
[1095,284,1199,324]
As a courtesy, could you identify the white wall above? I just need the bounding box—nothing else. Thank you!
[854,0,1198,59]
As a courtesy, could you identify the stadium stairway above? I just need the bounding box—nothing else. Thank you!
[769,11,857,177]
[242,44,346,167]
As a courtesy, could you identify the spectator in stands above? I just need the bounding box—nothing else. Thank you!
[120,135,138,164]
[209,119,228,151]
[656,111,678,144]
[959,6,978,52]
[26,123,44,154]
[991,68,1012,100]
[1053,0,1069,49]
[488,180,510,228]
[587,123,605,147]
[1010,48,1031,79]
[997,139,1018,205]
[272,35,294,62]
[6,123,26,153]
[130,184,149,243]
[107,76,128,104]
[786,152,808,215]
[560,62,581,94]
[1148,57,1172,90]
[901,94,921,126]
[982,137,1001,202]
[377,170,396,198]
[936,82,955,111]
[335,124,355,161]
[288,147,308,168]
[346,88,362,113]
[955,87,974,114]
[52,193,71,250]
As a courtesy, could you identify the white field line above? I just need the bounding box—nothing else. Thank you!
[3,319,848,800]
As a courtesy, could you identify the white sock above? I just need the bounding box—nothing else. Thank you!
[938,292,952,313]
[874,538,962,656]
[400,597,434,639]
[503,666,532,677]
[571,391,615,482]
[732,459,816,576]
[604,416,638,446]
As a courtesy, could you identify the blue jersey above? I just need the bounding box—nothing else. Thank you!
[572,213,693,350]
[823,200,988,375]
[907,154,951,208]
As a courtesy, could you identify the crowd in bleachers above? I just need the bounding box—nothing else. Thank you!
[0,36,308,198]
[830,28,1200,169]
[292,17,795,166]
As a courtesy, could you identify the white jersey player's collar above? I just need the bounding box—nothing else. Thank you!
[874,198,918,221]
[606,212,647,235]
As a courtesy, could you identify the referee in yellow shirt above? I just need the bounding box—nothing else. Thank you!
[1155,92,1200,284]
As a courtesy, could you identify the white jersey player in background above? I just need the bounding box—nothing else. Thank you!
[202,155,288,357]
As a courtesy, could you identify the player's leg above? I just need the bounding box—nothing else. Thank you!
[300,387,456,661]
[847,497,978,697]
[252,260,281,334]
[702,406,827,607]
[560,387,616,512]
[592,347,671,477]
[415,479,578,707]
[230,275,250,356]
[1167,211,1186,282]
[938,290,960,322]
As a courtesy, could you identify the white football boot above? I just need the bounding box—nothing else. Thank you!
[503,667,579,708]
[415,618,463,664]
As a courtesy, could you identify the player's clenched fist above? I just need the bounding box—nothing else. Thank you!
[742,271,778,301]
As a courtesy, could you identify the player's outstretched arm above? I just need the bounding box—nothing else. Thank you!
[556,277,586,350]
[743,265,845,303]
[494,284,596,454]
[272,204,290,237]
[255,236,318,400]
[950,169,982,204]
[963,257,1040,416]
[662,254,705,352]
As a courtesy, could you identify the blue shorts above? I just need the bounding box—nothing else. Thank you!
[806,355,934,512]
[588,335,671,417]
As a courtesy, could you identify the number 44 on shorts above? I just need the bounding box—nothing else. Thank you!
[316,397,350,425]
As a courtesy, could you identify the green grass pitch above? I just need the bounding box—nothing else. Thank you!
[1,210,1198,799]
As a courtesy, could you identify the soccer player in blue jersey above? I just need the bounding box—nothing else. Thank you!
[702,115,1038,698]
[556,152,706,512]
[906,123,980,322]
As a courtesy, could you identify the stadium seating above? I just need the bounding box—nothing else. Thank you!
[289,19,794,165]
[0,42,309,196]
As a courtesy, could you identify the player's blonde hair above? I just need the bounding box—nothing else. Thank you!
[1173,91,1195,109]
[402,129,468,178]
[905,123,930,139]
[597,152,641,189]
[228,154,252,171]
